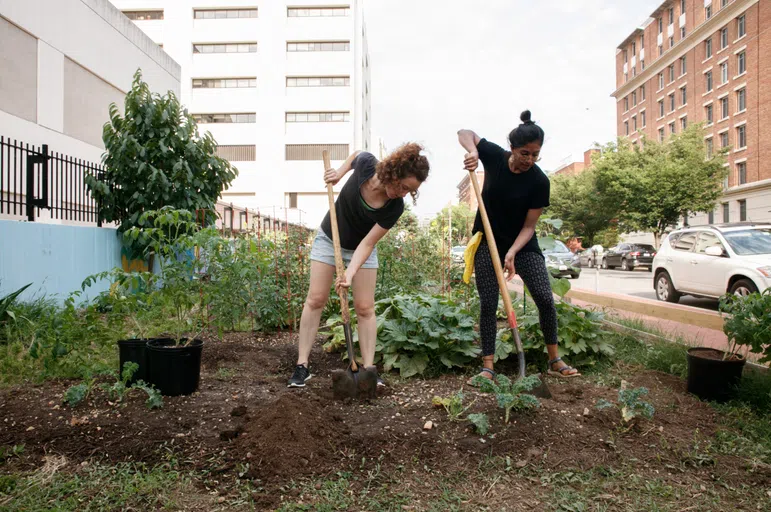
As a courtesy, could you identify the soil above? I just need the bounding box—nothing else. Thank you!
[688,347,745,362]
[1,331,769,510]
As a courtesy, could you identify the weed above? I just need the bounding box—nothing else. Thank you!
[596,381,655,424]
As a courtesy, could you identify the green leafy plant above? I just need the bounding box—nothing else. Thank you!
[0,283,31,326]
[64,377,97,408]
[467,413,490,435]
[432,388,476,421]
[65,362,162,410]
[0,444,24,463]
[86,69,237,257]
[375,293,480,377]
[719,289,771,363]
[470,373,542,424]
[596,381,655,424]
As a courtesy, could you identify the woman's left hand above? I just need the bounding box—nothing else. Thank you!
[335,272,352,296]
[503,250,517,280]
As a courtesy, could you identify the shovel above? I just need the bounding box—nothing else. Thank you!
[466,168,552,399]
[323,150,378,400]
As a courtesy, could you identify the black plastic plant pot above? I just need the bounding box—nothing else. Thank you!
[146,338,204,397]
[117,339,150,386]
[686,347,745,403]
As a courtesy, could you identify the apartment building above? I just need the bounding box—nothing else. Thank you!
[612,0,770,224]
[549,149,600,177]
[457,171,485,210]
[112,0,371,227]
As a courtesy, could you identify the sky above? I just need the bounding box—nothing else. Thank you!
[365,0,664,220]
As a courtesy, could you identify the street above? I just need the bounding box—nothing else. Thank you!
[570,267,720,311]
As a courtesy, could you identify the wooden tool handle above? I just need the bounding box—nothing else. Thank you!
[467,169,515,323]
[323,150,351,325]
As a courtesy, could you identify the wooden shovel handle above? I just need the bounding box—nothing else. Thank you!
[323,151,352,324]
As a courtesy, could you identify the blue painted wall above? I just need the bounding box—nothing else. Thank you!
[0,220,123,303]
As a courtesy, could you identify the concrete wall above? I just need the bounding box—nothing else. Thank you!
[0,220,122,302]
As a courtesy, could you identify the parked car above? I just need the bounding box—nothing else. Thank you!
[652,222,771,303]
[451,245,465,264]
[601,243,656,271]
[577,245,604,268]
[544,240,581,279]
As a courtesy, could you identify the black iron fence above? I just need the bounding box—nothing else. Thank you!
[0,136,103,225]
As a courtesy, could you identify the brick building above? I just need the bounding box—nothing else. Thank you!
[550,149,600,177]
[457,170,485,209]
[612,0,770,224]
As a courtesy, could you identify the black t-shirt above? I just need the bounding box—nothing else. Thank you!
[472,138,550,255]
[320,152,405,250]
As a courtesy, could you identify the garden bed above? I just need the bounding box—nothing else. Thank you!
[1,331,770,511]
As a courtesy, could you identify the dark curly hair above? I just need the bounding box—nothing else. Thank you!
[375,142,430,204]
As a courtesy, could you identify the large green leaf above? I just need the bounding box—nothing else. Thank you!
[396,353,429,378]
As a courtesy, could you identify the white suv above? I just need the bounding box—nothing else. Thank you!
[652,223,771,303]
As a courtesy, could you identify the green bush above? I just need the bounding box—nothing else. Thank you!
[375,293,480,377]
[720,289,771,363]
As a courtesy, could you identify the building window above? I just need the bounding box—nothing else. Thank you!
[193,78,256,88]
[708,210,714,224]
[286,112,350,122]
[287,76,350,87]
[669,7,675,24]
[288,193,298,209]
[681,116,688,130]
[721,0,728,6]
[669,121,676,134]
[737,14,746,38]
[287,41,350,52]
[287,7,350,17]
[624,121,629,135]
[680,0,686,13]
[669,36,675,48]
[720,131,729,148]
[706,104,714,124]
[721,96,729,118]
[193,43,257,53]
[705,38,712,58]
[706,70,713,91]
[736,87,746,111]
[641,110,647,127]
[720,27,728,49]
[632,42,636,56]
[641,60,646,71]
[737,51,746,75]
[706,137,714,158]
[680,56,687,75]
[194,8,257,19]
[658,45,664,57]
[681,86,687,105]
[720,62,728,84]
[669,93,676,112]
[658,100,665,117]
[624,96,629,111]
[632,116,637,132]
[681,26,686,38]
[641,34,645,49]
[123,10,163,20]
[632,91,637,106]
[736,125,746,149]
[658,72,664,90]
[215,145,256,161]
[739,200,746,221]
[737,162,747,185]
[285,144,349,161]
[192,113,256,123]
[658,17,664,33]
[669,64,675,82]
[659,128,666,141]
[723,202,729,222]
[641,84,646,101]
[705,5,712,20]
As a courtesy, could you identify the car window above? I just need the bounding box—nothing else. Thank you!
[632,244,655,252]
[673,232,697,251]
[722,228,771,255]
[694,232,724,254]
[667,233,681,246]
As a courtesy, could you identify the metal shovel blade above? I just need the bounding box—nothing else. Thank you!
[331,323,378,400]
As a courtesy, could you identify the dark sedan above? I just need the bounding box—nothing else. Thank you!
[601,243,656,271]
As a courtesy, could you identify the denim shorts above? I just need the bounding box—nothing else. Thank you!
[309,230,379,269]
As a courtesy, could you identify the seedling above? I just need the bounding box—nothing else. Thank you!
[470,373,542,424]
[596,380,655,424]
[432,387,476,421]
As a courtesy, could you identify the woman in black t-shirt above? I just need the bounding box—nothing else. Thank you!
[458,111,580,383]
[287,143,430,388]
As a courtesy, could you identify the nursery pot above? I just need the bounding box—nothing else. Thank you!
[686,347,745,402]
[117,339,150,386]
[146,338,204,397]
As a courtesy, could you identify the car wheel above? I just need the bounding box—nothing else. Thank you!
[601,259,608,269]
[729,279,758,297]
[621,259,632,271]
[655,271,681,303]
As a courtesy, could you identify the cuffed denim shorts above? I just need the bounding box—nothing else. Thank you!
[309,230,379,269]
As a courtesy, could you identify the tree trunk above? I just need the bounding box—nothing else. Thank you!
[653,231,661,250]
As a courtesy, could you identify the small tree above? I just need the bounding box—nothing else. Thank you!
[429,203,476,245]
[549,168,616,247]
[593,125,727,248]
[86,69,237,256]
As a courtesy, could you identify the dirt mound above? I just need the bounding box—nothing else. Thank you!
[238,393,349,481]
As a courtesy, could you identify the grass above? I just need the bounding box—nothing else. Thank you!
[0,460,198,511]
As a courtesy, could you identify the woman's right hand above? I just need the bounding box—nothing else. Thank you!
[463,151,479,172]
[324,168,340,185]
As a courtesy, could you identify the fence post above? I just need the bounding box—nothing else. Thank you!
[25,144,49,222]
